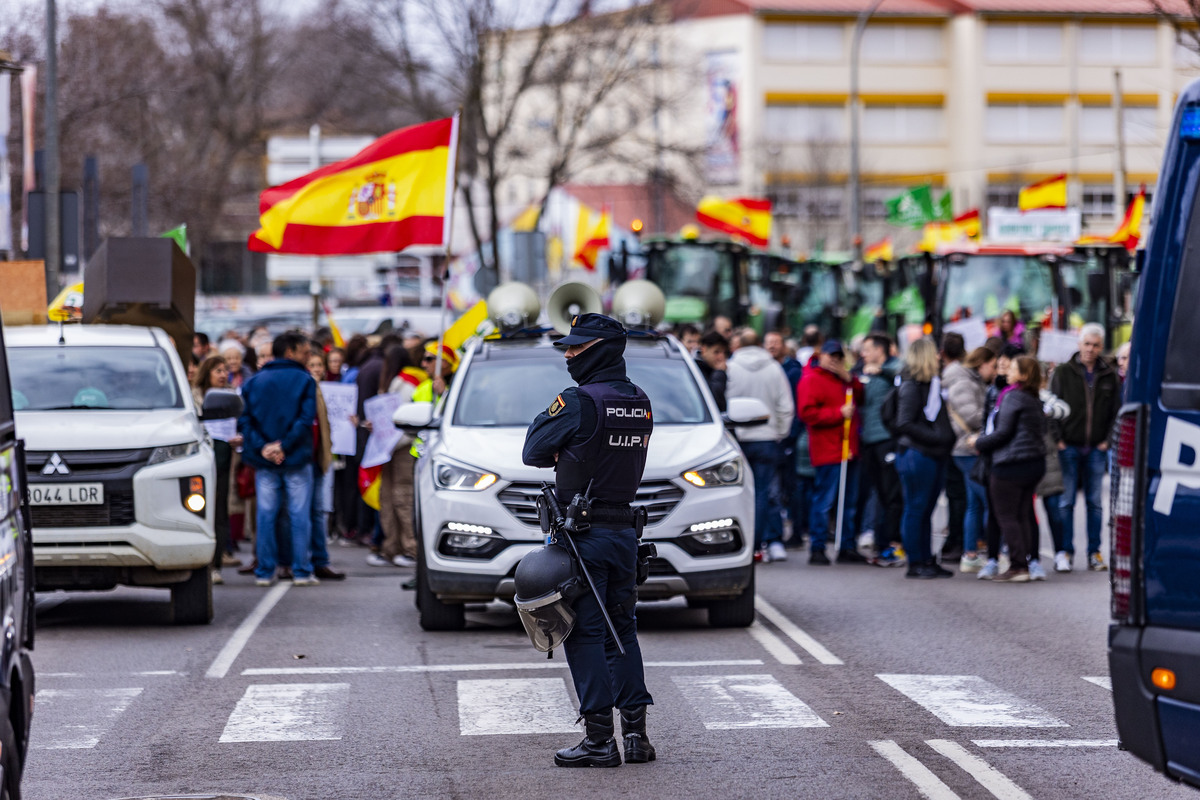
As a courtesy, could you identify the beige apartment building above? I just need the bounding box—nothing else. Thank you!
[502,0,1200,253]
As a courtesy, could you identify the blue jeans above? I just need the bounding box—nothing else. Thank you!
[896,448,945,563]
[563,526,653,715]
[742,440,784,549]
[1057,446,1106,556]
[810,461,860,552]
[255,465,314,580]
[953,455,988,554]
[310,463,331,570]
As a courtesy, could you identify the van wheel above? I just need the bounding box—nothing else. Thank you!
[171,568,213,625]
[0,713,21,800]
[417,547,464,631]
[707,570,755,628]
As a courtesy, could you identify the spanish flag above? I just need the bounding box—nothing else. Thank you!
[954,208,982,239]
[358,464,382,511]
[249,116,458,255]
[696,196,771,247]
[574,206,610,271]
[1078,187,1146,251]
[1018,174,1067,212]
[863,238,893,264]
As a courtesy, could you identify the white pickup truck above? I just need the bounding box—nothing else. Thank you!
[5,323,215,624]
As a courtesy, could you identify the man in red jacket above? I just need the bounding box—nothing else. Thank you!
[796,340,866,565]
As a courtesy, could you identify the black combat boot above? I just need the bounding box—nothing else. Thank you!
[620,705,656,763]
[554,711,622,768]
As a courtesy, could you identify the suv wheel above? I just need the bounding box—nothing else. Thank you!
[0,713,20,800]
[707,568,755,628]
[171,567,214,625]
[417,545,465,631]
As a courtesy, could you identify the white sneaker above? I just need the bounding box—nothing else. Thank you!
[1054,551,1072,573]
[1028,559,1047,581]
[292,575,320,587]
[767,541,787,562]
[959,554,986,573]
[978,559,999,580]
[391,554,416,567]
[211,570,223,585]
[365,553,391,567]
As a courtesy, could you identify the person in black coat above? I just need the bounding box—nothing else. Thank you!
[893,338,956,579]
[970,356,1047,583]
[695,330,729,412]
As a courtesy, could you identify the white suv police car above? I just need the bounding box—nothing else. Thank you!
[6,324,216,624]
[401,333,757,631]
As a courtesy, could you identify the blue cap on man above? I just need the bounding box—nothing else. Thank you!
[554,313,628,348]
[821,339,845,356]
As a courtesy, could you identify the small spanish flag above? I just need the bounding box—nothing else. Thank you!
[249,115,458,256]
[359,464,382,511]
[954,208,981,239]
[696,196,772,247]
[863,238,893,264]
[574,206,610,271]
[1078,187,1146,251]
[1018,174,1067,211]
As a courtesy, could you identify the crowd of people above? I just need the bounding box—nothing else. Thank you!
[678,315,1126,582]
[189,324,455,588]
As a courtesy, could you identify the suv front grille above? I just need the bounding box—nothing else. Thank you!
[26,449,152,479]
[498,481,685,527]
[31,488,135,528]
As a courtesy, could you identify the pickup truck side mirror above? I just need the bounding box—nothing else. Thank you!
[201,389,243,420]
[722,396,771,429]
[394,401,439,433]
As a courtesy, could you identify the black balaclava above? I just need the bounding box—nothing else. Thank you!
[567,337,627,386]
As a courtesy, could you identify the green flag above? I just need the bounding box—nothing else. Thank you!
[935,192,953,222]
[159,224,189,256]
[885,185,936,229]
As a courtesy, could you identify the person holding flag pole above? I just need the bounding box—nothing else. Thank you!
[833,386,854,553]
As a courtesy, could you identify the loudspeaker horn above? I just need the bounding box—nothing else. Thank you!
[547,281,603,335]
[611,280,666,330]
[486,282,541,332]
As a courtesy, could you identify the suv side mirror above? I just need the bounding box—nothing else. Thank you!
[201,389,243,420]
[723,396,771,428]
[394,401,438,433]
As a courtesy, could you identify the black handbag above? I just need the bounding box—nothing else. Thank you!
[970,454,991,485]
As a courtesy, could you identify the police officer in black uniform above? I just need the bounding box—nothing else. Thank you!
[522,313,656,768]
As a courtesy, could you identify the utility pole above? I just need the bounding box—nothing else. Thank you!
[848,0,885,268]
[1114,69,1127,220]
[310,124,322,330]
[44,0,60,300]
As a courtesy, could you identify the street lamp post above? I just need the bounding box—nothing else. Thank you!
[848,0,885,267]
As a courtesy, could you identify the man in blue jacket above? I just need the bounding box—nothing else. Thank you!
[239,331,319,587]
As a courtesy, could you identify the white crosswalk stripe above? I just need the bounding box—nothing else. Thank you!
[870,740,962,800]
[1082,676,1112,691]
[457,678,579,736]
[671,674,829,730]
[219,683,349,743]
[877,674,1068,727]
[33,687,143,750]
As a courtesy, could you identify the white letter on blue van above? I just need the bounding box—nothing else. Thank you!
[1153,417,1200,516]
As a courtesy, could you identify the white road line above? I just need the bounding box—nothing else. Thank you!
[869,740,961,800]
[41,671,182,678]
[927,739,1034,800]
[458,678,579,735]
[973,739,1118,748]
[754,597,844,665]
[219,683,349,743]
[748,621,802,665]
[877,674,1068,728]
[672,674,828,730]
[1082,676,1113,691]
[241,658,764,676]
[205,582,290,679]
[33,688,143,749]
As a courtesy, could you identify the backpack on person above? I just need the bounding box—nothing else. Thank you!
[879,375,903,436]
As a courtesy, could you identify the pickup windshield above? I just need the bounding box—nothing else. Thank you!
[453,356,711,427]
[9,346,183,410]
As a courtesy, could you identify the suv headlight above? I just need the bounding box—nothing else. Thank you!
[148,441,201,465]
[682,455,743,488]
[433,459,499,491]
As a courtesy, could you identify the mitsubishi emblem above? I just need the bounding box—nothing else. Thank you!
[43,453,70,476]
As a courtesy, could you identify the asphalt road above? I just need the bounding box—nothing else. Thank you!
[22,522,1195,800]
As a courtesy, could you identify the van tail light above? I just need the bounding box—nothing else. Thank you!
[1110,406,1145,623]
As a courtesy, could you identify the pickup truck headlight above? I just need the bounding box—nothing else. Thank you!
[148,441,201,465]
[682,456,743,488]
[433,459,498,491]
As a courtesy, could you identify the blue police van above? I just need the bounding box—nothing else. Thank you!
[1109,77,1200,788]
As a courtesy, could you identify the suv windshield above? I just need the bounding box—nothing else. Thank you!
[453,354,711,427]
[9,346,183,410]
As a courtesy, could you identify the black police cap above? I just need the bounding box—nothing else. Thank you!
[554,312,628,348]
